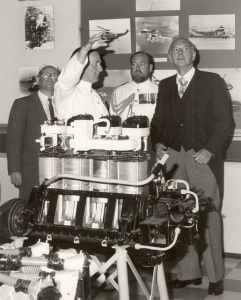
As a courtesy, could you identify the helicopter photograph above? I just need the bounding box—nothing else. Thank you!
[89,19,131,54]
[189,14,235,49]
[136,0,180,11]
[136,16,178,54]
[25,6,54,50]
[142,29,173,43]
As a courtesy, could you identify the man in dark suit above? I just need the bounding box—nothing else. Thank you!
[6,66,60,201]
[150,37,231,295]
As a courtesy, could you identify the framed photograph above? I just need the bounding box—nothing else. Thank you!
[89,19,131,54]
[25,6,55,50]
[136,0,180,11]
[19,67,40,98]
[189,14,235,50]
[136,16,179,54]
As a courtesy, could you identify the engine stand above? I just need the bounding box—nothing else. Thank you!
[90,244,169,300]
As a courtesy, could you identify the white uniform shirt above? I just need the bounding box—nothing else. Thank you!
[54,54,109,121]
[110,79,158,123]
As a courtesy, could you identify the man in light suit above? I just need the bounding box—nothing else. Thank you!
[150,37,231,295]
[6,66,60,201]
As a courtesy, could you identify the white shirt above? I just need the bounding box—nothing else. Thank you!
[54,54,109,121]
[176,67,195,92]
[110,79,158,123]
[38,90,54,120]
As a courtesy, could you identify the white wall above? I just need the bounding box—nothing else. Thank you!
[0,0,81,201]
[222,162,241,254]
[0,0,81,123]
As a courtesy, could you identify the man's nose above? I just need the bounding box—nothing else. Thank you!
[98,64,103,72]
[178,49,183,54]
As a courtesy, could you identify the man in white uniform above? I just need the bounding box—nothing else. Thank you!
[110,51,158,123]
[55,34,109,121]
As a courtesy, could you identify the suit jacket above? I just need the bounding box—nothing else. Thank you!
[151,69,231,156]
[6,92,47,200]
[150,69,232,191]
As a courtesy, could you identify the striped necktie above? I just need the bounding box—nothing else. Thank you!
[48,98,55,120]
[179,77,188,98]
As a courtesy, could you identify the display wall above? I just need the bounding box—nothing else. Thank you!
[81,0,241,161]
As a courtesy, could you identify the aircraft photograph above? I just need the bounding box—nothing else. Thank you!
[19,67,40,97]
[141,29,173,43]
[190,25,235,39]
[136,16,179,54]
[136,0,180,11]
[94,26,129,42]
[189,14,235,49]
[25,6,54,50]
[89,19,131,54]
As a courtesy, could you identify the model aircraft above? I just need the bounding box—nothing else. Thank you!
[190,26,235,39]
[91,26,129,41]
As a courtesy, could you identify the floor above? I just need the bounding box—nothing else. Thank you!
[93,255,241,300]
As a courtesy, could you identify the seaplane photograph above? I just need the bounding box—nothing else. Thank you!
[89,19,131,54]
[25,6,54,50]
[189,14,235,50]
[136,16,178,54]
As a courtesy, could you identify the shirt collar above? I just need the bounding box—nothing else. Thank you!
[38,90,52,102]
[176,67,195,84]
[79,80,93,90]
[132,79,152,89]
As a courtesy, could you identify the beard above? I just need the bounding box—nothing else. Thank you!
[131,71,148,83]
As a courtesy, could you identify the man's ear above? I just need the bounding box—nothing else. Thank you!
[150,64,153,73]
[168,54,173,63]
[192,50,196,62]
[35,76,40,84]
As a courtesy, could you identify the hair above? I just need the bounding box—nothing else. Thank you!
[38,65,61,76]
[168,36,197,55]
[130,51,154,67]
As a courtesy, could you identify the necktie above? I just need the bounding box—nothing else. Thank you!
[179,77,188,97]
[48,98,55,120]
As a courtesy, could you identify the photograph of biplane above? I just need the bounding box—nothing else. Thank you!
[89,19,131,54]
[189,14,235,49]
[25,6,54,50]
[136,0,180,11]
[136,16,179,54]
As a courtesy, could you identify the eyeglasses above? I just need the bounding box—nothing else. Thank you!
[40,72,59,80]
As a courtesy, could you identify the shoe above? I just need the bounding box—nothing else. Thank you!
[208,280,223,295]
[170,278,202,289]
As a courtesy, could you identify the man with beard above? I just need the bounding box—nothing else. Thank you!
[110,51,158,123]
[110,52,158,226]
